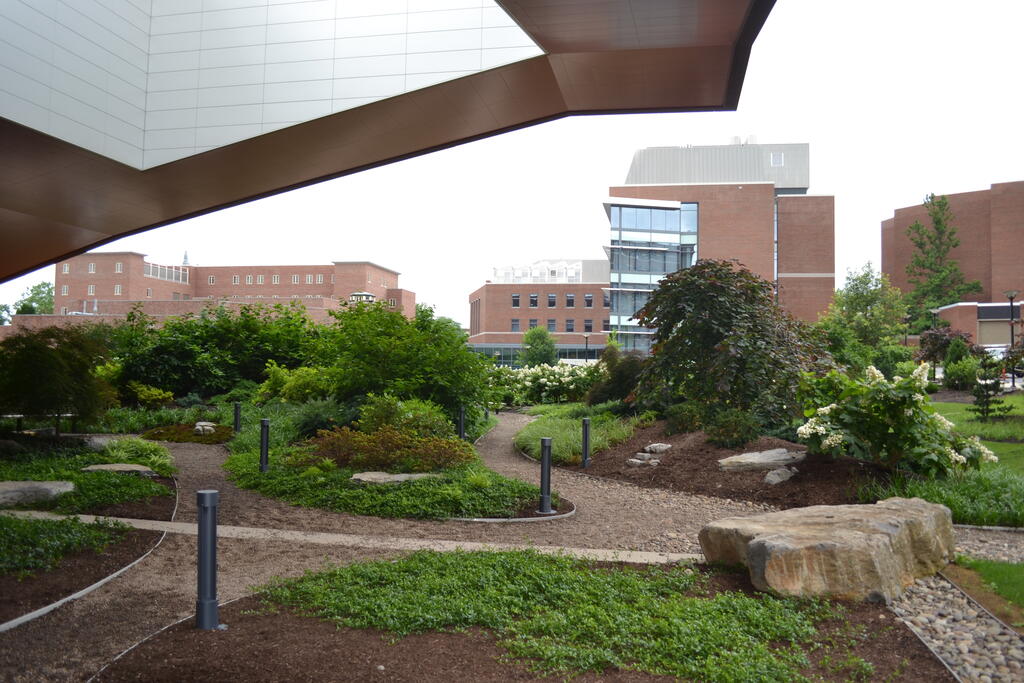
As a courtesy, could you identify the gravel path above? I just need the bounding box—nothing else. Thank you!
[955,526,1024,563]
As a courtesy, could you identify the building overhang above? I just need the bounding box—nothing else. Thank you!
[1,0,775,283]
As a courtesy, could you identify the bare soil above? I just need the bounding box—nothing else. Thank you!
[96,566,953,683]
[566,421,880,509]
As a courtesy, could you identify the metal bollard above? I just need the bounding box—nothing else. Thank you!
[457,406,466,440]
[538,437,555,514]
[582,417,591,468]
[259,418,269,473]
[195,490,221,630]
[233,402,242,433]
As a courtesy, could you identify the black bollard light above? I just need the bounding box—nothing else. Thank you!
[582,417,591,468]
[259,418,269,473]
[233,402,242,433]
[538,437,555,514]
[196,490,221,630]
[457,406,466,440]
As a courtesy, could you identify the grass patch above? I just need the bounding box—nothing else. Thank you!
[88,405,230,434]
[0,516,128,578]
[516,405,653,465]
[224,451,545,519]
[955,556,1024,609]
[141,423,233,444]
[0,446,173,514]
[859,466,1024,527]
[981,440,1024,473]
[258,550,841,680]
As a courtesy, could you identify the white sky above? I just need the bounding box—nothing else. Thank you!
[4,0,1024,326]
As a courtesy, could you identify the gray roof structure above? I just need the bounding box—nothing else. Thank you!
[624,143,810,194]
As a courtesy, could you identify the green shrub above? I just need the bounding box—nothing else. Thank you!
[256,362,334,404]
[664,403,704,435]
[126,381,174,409]
[210,379,260,404]
[893,360,918,378]
[873,343,914,380]
[103,437,174,476]
[586,351,644,405]
[945,338,970,365]
[944,357,980,391]
[0,516,128,578]
[174,392,204,408]
[293,398,362,439]
[704,408,760,448]
[311,426,476,473]
[356,393,453,439]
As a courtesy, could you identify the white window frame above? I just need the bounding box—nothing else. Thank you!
[114,284,122,295]
[257,275,264,284]
[61,263,69,274]
[245,274,253,285]
[60,285,68,296]
[87,262,96,273]
[146,288,152,298]
[232,275,240,285]
[60,306,68,315]
[291,275,300,284]
[272,275,280,284]
[87,284,95,295]
[209,275,216,285]
[305,274,313,284]
[115,262,123,273]
[316,274,323,284]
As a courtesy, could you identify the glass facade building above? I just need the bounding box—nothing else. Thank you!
[608,202,698,353]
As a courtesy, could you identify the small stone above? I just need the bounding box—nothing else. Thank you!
[626,458,646,467]
[633,452,656,461]
[377,665,385,671]
[351,471,440,484]
[648,459,660,466]
[644,443,672,454]
[764,467,795,485]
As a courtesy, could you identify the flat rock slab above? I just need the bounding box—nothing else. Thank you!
[81,463,156,476]
[81,435,117,451]
[699,497,954,602]
[0,480,75,506]
[351,471,441,484]
[718,449,805,471]
[643,443,672,454]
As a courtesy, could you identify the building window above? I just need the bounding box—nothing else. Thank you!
[232,275,240,284]
[565,294,575,308]
[511,319,520,332]
[547,319,556,332]
[511,294,520,308]
[584,319,593,333]
[256,295,263,298]
[60,285,68,296]
[565,319,575,332]
[114,284,122,295]
[245,275,253,285]
[87,262,95,273]
[87,284,95,295]
[272,275,280,284]
[547,293,556,307]
[146,288,152,298]
[584,294,593,308]
[770,151,784,167]
[61,263,69,274]
[292,275,300,284]
[528,319,538,328]
[603,293,611,307]
[529,294,538,308]
[257,275,264,285]
[305,274,313,284]
[316,274,324,284]
[114,262,123,273]
[172,292,180,300]
[60,306,68,315]
[388,298,396,307]
[208,275,216,285]
[602,319,611,332]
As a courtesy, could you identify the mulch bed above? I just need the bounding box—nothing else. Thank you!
[95,566,952,682]
[0,477,176,625]
[566,421,883,509]
[0,529,163,625]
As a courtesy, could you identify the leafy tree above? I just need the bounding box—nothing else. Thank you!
[518,326,558,367]
[905,194,982,331]
[818,264,907,348]
[636,259,823,426]
[0,327,111,431]
[0,304,11,326]
[14,282,54,315]
[916,327,976,365]
[968,355,1013,422]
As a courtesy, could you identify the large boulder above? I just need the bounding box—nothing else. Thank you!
[0,480,75,506]
[699,497,954,602]
[718,448,805,471]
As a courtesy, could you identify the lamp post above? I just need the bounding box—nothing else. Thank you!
[1005,290,1020,389]
[583,333,591,361]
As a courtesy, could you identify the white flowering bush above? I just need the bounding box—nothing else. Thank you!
[797,363,997,477]
[489,363,603,405]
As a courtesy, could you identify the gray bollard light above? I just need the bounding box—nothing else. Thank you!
[233,402,242,433]
[582,417,591,468]
[195,490,222,630]
[538,437,555,514]
[259,418,269,473]
[457,406,466,440]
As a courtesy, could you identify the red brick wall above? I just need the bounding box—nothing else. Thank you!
[608,183,776,280]
[467,283,609,346]
[989,181,1024,301]
[936,304,978,340]
[777,195,835,321]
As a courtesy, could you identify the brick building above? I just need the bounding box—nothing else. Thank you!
[469,143,837,360]
[881,181,1024,344]
[4,252,415,336]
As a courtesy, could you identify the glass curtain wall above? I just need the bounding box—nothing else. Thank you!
[608,203,697,353]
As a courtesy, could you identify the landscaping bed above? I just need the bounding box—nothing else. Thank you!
[0,526,162,624]
[94,551,951,682]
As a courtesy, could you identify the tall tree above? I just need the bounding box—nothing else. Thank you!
[0,304,11,325]
[904,194,982,331]
[819,263,907,348]
[14,282,54,314]
[518,326,558,367]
